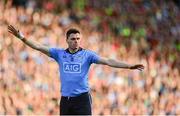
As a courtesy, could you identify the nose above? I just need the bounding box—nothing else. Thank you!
[74,38,78,43]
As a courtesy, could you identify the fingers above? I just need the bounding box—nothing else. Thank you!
[8,25,14,33]
[8,30,14,34]
[8,29,15,35]
[137,65,144,71]
[131,64,144,71]
[8,25,19,36]
[8,25,18,33]
[137,67,143,71]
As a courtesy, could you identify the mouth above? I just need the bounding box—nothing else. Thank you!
[70,44,78,49]
[74,44,78,47]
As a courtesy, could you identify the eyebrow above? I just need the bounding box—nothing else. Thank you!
[71,37,80,39]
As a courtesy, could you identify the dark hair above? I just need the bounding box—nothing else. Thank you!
[66,28,80,39]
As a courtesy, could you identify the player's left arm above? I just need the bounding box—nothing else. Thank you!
[97,57,144,71]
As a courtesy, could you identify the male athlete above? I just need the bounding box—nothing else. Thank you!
[8,25,144,115]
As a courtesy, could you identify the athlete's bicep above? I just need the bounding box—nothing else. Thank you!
[41,46,50,57]
[39,45,51,57]
[97,57,109,65]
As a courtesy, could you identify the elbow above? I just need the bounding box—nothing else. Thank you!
[35,44,42,50]
[107,59,114,66]
[107,59,120,68]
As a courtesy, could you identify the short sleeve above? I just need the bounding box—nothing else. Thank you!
[87,50,100,64]
[49,48,62,61]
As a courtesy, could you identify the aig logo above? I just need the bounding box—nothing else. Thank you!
[63,62,81,73]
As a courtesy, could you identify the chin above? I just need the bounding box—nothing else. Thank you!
[75,46,79,49]
[72,47,78,50]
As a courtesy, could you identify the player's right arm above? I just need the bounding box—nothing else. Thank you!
[8,25,50,57]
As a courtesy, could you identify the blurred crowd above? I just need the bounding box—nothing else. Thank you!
[0,0,179,115]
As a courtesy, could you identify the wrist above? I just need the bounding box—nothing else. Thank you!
[18,31,25,40]
[128,65,132,69]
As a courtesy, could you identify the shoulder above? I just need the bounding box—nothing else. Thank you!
[49,47,65,52]
[49,47,65,58]
[84,49,99,55]
[83,48,94,53]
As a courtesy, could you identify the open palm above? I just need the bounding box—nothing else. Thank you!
[130,64,144,71]
[8,25,22,39]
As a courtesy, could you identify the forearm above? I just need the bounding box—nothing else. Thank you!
[107,59,131,69]
[20,38,50,56]
[21,38,42,50]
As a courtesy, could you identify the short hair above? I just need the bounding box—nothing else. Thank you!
[66,28,80,39]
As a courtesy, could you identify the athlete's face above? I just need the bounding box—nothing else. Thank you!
[67,33,81,50]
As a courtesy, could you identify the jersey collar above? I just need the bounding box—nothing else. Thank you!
[65,47,83,54]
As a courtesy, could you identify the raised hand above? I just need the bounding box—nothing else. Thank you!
[130,64,144,71]
[8,25,24,40]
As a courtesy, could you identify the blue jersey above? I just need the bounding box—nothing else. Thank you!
[49,47,100,97]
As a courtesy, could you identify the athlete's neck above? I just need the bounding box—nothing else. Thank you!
[68,47,79,54]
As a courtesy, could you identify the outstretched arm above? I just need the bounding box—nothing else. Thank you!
[8,25,50,57]
[97,57,144,71]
